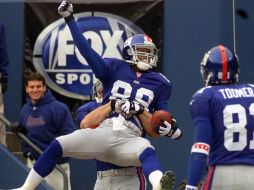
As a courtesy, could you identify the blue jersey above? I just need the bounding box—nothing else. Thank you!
[20,90,76,162]
[99,58,172,110]
[190,83,254,165]
[67,16,171,133]
[67,17,172,114]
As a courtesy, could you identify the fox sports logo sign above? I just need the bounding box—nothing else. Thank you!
[33,12,143,100]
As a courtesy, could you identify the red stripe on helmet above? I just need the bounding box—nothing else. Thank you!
[220,45,228,81]
[144,34,152,43]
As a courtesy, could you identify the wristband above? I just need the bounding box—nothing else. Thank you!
[137,105,144,115]
[185,185,198,190]
[110,99,116,111]
[64,14,74,22]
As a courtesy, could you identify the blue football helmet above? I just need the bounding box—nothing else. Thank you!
[122,34,158,71]
[92,80,103,103]
[200,45,239,86]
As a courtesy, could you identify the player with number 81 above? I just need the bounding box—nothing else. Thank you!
[185,45,254,190]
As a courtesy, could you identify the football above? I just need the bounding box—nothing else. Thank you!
[150,110,173,133]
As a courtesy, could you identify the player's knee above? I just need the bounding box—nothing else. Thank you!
[136,138,154,157]
[33,140,63,177]
[55,136,66,148]
[139,147,156,162]
[47,139,63,158]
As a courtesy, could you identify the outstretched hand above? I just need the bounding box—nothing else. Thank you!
[58,0,73,18]
[158,118,182,140]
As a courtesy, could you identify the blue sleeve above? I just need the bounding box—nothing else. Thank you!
[74,104,91,126]
[19,107,29,134]
[187,153,207,187]
[66,16,107,80]
[186,120,213,187]
[155,101,169,112]
[155,77,172,112]
[74,101,100,126]
[156,91,170,111]
[190,87,212,124]
[54,103,77,134]
[0,23,9,82]
[194,120,213,144]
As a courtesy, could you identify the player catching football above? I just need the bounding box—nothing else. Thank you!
[12,1,182,190]
[185,45,254,190]
[75,80,146,190]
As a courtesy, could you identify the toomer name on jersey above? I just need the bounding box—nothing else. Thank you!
[219,87,254,99]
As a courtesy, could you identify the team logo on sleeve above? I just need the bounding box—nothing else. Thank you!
[191,142,210,155]
[33,12,143,100]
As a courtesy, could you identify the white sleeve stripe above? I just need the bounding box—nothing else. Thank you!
[159,73,171,83]
[185,185,198,190]
[191,142,210,155]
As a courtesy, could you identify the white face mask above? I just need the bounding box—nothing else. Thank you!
[131,46,157,71]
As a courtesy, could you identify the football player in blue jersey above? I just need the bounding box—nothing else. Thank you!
[75,80,104,130]
[75,80,146,190]
[185,45,254,190]
[12,1,182,190]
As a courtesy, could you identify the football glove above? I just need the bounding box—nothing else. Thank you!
[121,100,144,115]
[158,118,182,140]
[111,99,132,119]
[111,99,125,113]
[58,0,73,18]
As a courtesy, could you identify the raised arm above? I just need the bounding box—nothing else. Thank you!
[58,0,107,79]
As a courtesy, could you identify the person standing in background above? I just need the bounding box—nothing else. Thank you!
[0,22,9,147]
[18,72,76,190]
